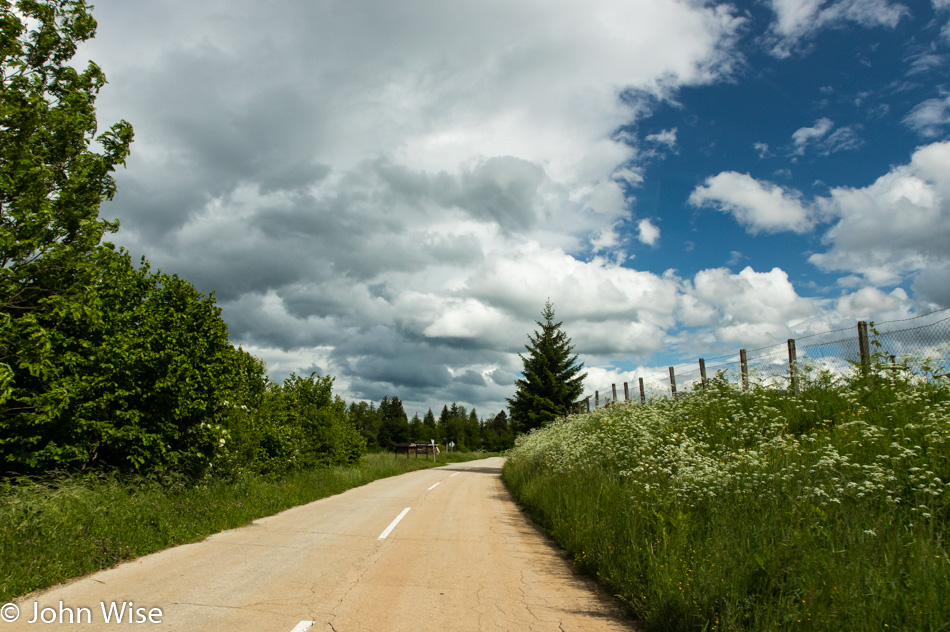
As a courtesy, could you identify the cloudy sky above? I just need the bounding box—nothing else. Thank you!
[79,0,950,417]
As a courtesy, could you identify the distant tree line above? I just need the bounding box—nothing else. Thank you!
[348,398,514,453]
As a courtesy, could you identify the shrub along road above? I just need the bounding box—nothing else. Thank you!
[7,457,636,631]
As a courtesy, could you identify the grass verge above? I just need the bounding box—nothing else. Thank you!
[503,370,949,631]
[0,451,494,601]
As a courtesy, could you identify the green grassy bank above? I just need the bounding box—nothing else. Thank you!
[1,451,493,601]
[503,368,949,631]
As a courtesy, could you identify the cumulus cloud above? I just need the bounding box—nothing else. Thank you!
[833,286,909,320]
[680,266,819,346]
[688,171,814,233]
[913,262,950,306]
[810,141,950,286]
[637,218,661,246]
[78,0,752,414]
[691,142,949,303]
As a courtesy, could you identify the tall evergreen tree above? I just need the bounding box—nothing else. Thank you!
[377,395,408,450]
[408,413,422,441]
[483,410,513,451]
[507,301,586,433]
[422,408,437,441]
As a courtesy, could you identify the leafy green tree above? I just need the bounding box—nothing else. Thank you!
[347,400,381,450]
[227,373,365,476]
[1,0,133,404]
[1,246,238,477]
[508,301,586,433]
[279,373,364,468]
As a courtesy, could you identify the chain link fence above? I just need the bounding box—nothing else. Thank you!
[578,307,950,411]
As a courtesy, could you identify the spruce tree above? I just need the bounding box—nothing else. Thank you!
[507,301,586,433]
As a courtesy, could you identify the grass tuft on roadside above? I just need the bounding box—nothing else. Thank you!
[503,368,950,631]
[0,451,493,601]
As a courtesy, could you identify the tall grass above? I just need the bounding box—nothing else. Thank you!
[503,366,950,631]
[0,451,492,601]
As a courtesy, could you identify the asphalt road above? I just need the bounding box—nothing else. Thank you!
[7,457,637,631]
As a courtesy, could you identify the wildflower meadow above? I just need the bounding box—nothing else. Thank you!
[503,360,950,631]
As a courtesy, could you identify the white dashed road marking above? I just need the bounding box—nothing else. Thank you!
[378,507,411,540]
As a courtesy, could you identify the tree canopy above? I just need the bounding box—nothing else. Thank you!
[507,301,586,433]
[1,0,133,392]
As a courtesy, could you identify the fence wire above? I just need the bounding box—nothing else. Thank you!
[578,307,950,412]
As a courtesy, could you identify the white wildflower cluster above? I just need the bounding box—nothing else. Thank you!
[509,375,950,515]
[188,422,231,466]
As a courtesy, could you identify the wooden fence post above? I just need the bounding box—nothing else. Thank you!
[788,338,799,395]
[858,320,870,375]
[611,383,618,405]
[699,358,707,389]
[740,348,748,391]
[669,366,677,398]
[585,396,590,413]
[623,381,630,402]
[595,390,599,409]
[638,378,646,404]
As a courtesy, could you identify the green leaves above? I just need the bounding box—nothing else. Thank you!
[1,1,132,433]
[0,247,242,478]
[220,372,366,476]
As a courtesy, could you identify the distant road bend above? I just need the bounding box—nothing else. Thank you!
[10,457,637,631]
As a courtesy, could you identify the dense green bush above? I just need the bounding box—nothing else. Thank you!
[219,372,366,477]
[1,247,238,478]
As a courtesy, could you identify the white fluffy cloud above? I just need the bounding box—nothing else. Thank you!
[680,266,818,346]
[689,142,950,294]
[811,141,950,288]
[637,218,661,246]
[688,171,814,233]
